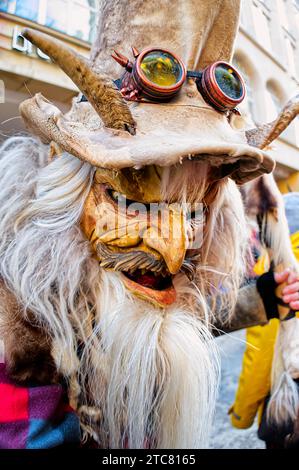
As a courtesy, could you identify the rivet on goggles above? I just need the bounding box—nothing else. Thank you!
[111,47,246,113]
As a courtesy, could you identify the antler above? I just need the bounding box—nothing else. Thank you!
[246,94,299,149]
[22,28,136,135]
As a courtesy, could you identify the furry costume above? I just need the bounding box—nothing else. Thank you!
[0,0,298,449]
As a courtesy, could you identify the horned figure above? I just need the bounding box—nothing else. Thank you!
[0,0,298,449]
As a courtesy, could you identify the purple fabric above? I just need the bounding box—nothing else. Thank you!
[29,385,64,420]
[0,363,80,448]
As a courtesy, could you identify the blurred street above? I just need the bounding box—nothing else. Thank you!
[211,330,264,449]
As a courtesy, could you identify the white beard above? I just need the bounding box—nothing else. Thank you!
[0,138,246,449]
[79,270,220,449]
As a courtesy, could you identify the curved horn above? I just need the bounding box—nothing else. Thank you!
[246,94,299,149]
[22,28,136,135]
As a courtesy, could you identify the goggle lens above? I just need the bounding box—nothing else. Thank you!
[214,64,243,100]
[140,51,183,87]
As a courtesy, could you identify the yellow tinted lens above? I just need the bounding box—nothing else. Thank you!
[140,51,182,86]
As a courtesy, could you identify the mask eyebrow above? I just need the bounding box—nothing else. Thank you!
[95,167,163,204]
[106,186,153,211]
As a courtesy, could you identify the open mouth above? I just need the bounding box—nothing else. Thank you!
[95,244,178,307]
[122,268,176,307]
[123,269,172,290]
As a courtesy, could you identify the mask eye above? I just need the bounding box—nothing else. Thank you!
[107,188,127,204]
[107,187,139,207]
[106,187,152,212]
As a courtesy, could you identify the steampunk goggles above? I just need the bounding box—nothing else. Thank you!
[112,47,246,113]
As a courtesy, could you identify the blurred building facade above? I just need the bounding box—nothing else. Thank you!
[234,0,299,191]
[0,0,298,189]
[0,0,95,139]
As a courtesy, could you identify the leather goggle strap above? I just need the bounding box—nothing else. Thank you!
[186,71,202,80]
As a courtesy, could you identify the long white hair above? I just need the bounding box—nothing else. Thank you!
[0,136,248,448]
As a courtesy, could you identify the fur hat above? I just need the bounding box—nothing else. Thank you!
[18,0,297,183]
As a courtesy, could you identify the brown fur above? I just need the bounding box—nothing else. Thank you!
[243,175,278,218]
[0,280,58,385]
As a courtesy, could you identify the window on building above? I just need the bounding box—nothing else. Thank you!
[240,5,247,28]
[0,1,12,14]
[285,34,297,78]
[233,55,256,122]
[251,0,272,52]
[45,0,68,34]
[68,0,97,41]
[1,0,39,21]
[265,80,284,120]
[257,0,271,10]
[0,0,98,43]
[277,0,290,31]
[294,1,299,24]
[266,79,296,144]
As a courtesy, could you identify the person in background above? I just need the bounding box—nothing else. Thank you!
[230,192,299,449]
